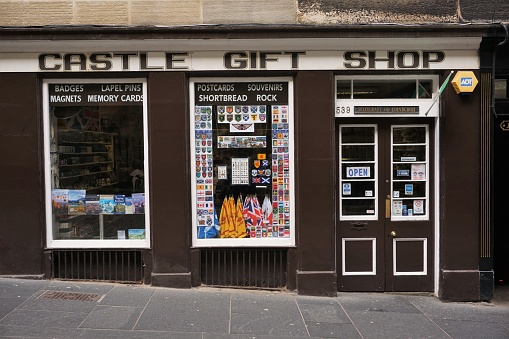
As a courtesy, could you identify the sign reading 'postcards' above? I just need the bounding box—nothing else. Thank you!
[195,82,288,105]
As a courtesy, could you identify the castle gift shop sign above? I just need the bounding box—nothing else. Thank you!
[0,48,478,73]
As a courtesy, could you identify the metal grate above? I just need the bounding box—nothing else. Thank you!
[200,248,287,290]
[38,290,102,302]
[51,250,143,283]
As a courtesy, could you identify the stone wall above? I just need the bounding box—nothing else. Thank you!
[0,0,507,27]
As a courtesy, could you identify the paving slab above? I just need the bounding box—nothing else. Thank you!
[305,321,362,338]
[135,289,231,333]
[79,328,202,338]
[0,297,26,319]
[99,285,155,307]
[79,305,144,330]
[346,310,450,339]
[0,324,83,338]
[0,278,49,299]
[406,295,499,322]
[203,334,315,339]
[297,296,351,324]
[433,318,509,339]
[0,308,89,328]
[477,310,509,329]
[230,292,309,337]
[338,292,423,314]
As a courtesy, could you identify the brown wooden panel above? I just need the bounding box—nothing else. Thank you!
[148,72,190,275]
[441,70,481,272]
[395,240,425,273]
[295,71,335,273]
[344,239,374,273]
[0,73,43,275]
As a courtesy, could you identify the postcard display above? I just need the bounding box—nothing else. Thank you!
[48,83,146,241]
[193,81,292,242]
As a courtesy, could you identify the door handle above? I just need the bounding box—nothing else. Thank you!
[390,230,397,237]
[385,195,391,218]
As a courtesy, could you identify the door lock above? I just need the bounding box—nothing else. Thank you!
[390,230,397,237]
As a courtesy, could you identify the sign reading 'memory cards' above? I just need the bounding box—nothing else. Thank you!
[49,83,143,106]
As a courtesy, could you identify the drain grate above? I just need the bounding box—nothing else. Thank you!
[38,290,103,302]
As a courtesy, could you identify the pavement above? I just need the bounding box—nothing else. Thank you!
[0,278,508,339]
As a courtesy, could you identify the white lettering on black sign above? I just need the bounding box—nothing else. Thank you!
[195,82,288,105]
[49,83,143,106]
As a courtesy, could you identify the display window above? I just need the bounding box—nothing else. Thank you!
[43,79,149,248]
[190,78,295,247]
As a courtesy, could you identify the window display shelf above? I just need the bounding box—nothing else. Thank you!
[60,152,110,155]
[60,170,114,180]
[55,128,117,191]
[60,141,112,145]
[88,182,119,190]
[60,161,113,167]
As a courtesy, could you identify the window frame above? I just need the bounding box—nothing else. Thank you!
[335,75,439,118]
[390,124,430,221]
[190,77,295,248]
[43,78,151,249]
[339,124,379,221]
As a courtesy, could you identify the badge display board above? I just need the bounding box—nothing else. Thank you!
[191,79,293,245]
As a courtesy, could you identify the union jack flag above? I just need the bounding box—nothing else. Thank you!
[242,195,263,228]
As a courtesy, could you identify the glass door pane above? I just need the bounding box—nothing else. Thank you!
[340,125,377,220]
[391,125,428,220]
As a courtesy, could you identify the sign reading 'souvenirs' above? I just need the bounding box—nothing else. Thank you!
[49,83,143,106]
[195,82,288,105]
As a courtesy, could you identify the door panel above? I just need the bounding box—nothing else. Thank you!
[338,119,434,292]
[338,124,385,291]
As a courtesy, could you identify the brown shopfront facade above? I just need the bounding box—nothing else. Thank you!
[0,28,491,300]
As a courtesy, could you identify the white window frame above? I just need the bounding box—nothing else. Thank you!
[339,124,378,221]
[43,78,151,249]
[335,75,439,118]
[190,77,295,247]
[390,124,429,221]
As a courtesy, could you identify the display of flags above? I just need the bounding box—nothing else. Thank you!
[214,194,275,239]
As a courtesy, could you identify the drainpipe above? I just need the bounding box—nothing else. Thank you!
[491,23,509,118]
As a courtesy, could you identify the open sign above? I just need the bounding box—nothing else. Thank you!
[346,167,370,178]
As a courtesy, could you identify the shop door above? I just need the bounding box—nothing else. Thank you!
[337,120,434,292]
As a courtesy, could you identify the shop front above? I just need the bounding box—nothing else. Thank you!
[0,28,489,299]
